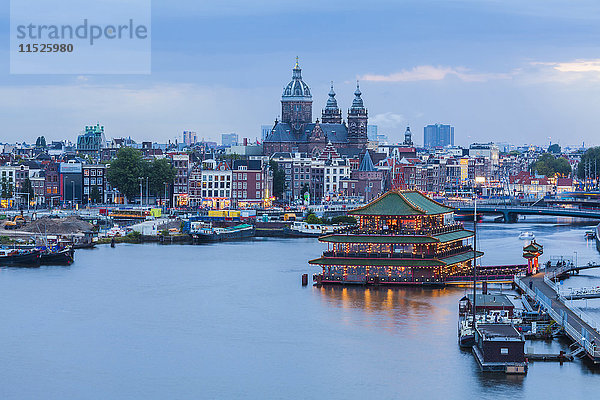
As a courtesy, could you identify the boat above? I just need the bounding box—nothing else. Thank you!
[585,231,596,240]
[0,248,41,267]
[284,221,345,238]
[518,231,535,240]
[39,246,75,265]
[596,223,600,251]
[190,223,255,242]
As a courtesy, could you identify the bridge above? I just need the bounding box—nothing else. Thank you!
[450,204,600,223]
[515,273,600,363]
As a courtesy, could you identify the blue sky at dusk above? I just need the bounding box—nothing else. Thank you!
[1,0,600,147]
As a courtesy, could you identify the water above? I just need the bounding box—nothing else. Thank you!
[1,219,599,399]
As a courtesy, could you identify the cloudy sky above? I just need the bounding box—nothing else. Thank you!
[2,0,600,147]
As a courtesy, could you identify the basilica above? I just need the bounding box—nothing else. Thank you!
[262,59,369,155]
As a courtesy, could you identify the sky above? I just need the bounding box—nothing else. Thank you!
[1,0,600,147]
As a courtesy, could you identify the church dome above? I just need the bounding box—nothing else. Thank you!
[282,58,312,100]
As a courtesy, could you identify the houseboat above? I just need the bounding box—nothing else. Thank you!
[190,222,255,242]
[39,246,75,265]
[310,190,483,285]
[472,323,527,374]
[0,248,41,266]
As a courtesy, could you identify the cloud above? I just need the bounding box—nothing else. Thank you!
[370,112,406,129]
[360,65,514,83]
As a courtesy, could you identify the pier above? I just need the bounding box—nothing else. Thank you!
[515,273,600,364]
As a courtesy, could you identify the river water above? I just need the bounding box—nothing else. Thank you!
[1,219,599,399]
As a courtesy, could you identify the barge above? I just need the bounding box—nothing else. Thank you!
[0,248,41,267]
[190,223,255,243]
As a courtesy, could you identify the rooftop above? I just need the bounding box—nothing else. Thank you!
[349,190,454,217]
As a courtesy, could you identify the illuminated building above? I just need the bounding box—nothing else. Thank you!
[310,190,483,285]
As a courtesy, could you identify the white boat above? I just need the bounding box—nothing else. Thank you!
[285,221,344,238]
[519,231,535,240]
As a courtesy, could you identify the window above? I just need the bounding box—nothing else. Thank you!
[243,174,247,180]
[84,178,89,185]
[500,348,509,355]
[91,169,96,176]
[98,178,103,185]
[256,182,260,189]
[91,178,96,185]
[256,191,260,198]
[233,182,237,189]
[256,173,260,180]
[84,187,89,194]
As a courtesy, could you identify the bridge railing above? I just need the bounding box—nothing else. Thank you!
[515,276,600,359]
[544,274,600,332]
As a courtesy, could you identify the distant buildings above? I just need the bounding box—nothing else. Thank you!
[424,124,454,148]
[261,125,272,141]
[183,131,197,146]
[76,124,105,156]
[221,133,239,147]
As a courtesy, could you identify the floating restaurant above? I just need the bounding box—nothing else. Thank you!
[310,190,484,285]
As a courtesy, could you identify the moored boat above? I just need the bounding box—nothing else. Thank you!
[0,248,41,267]
[190,223,255,242]
[284,221,345,238]
[39,247,75,265]
[596,223,600,251]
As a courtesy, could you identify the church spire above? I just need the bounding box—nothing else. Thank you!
[321,81,342,124]
[348,80,368,146]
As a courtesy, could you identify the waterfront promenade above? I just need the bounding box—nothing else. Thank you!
[516,273,600,363]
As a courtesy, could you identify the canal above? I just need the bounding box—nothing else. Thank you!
[0,219,599,399]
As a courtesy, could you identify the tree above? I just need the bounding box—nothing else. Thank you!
[577,147,600,180]
[107,147,146,202]
[35,136,46,148]
[148,158,176,197]
[1,178,13,199]
[530,153,571,177]
[548,143,561,154]
[20,178,34,204]
[269,160,286,200]
[90,186,102,204]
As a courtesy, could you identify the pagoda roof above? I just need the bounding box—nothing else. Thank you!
[349,190,453,217]
[309,251,483,267]
[319,229,473,244]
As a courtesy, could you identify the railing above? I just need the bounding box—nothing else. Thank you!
[515,276,600,360]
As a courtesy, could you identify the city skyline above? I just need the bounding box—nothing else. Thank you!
[1,0,600,147]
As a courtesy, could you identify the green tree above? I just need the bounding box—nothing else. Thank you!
[35,136,47,148]
[305,213,322,224]
[577,147,600,180]
[1,178,13,199]
[530,153,571,177]
[547,143,561,154]
[90,186,102,204]
[20,178,34,203]
[107,147,146,202]
[148,158,176,197]
[269,160,286,200]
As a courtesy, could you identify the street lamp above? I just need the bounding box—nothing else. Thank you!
[72,180,75,209]
[138,177,144,207]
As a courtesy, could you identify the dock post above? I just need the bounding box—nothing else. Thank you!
[302,274,308,286]
[110,238,115,248]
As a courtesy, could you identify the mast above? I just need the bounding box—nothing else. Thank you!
[472,198,477,328]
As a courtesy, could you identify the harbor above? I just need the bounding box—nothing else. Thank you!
[1,220,599,399]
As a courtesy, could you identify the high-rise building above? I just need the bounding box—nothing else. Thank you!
[183,131,197,146]
[221,133,239,147]
[261,125,272,141]
[424,124,454,148]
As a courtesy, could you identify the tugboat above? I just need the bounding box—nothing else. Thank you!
[0,248,41,266]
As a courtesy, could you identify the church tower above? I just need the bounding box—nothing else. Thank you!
[404,126,413,146]
[321,82,342,124]
[347,81,368,146]
[281,57,313,132]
